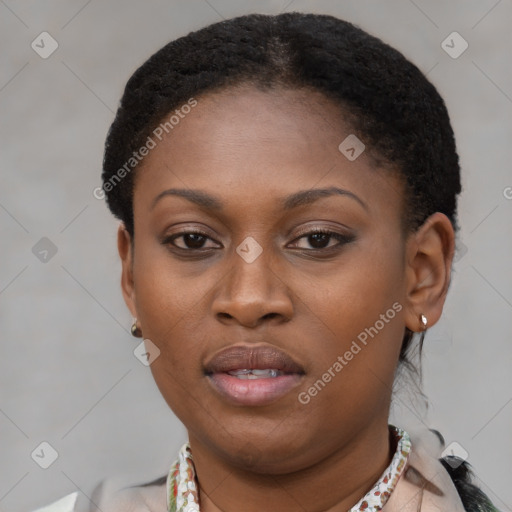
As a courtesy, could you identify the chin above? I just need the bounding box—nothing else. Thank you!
[211,434,313,475]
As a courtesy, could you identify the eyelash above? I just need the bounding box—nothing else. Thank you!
[162,227,355,254]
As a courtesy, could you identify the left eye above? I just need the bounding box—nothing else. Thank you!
[289,230,355,250]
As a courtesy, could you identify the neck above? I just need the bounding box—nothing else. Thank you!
[188,419,394,512]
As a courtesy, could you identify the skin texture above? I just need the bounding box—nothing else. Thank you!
[117,85,455,512]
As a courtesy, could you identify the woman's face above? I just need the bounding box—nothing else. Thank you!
[119,85,445,473]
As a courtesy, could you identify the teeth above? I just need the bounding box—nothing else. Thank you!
[251,369,278,376]
[227,369,282,378]
[228,369,252,375]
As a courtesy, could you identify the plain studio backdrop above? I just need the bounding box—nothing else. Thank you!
[1,1,511,511]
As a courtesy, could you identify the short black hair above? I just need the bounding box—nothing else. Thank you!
[102,12,462,368]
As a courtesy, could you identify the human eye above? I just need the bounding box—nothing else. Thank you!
[160,226,355,256]
[161,228,222,252]
[287,227,356,253]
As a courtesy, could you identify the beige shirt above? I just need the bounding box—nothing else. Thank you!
[33,428,466,512]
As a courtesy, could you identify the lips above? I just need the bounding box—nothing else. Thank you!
[204,344,305,406]
[203,344,305,375]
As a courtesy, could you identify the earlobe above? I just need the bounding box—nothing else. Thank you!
[403,213,455,332]
[117,223,137,318]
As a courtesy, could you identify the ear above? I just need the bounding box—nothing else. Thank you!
[117,223,138,319]
[403,212,455,332]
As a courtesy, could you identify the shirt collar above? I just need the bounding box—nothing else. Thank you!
[166,425,411,512]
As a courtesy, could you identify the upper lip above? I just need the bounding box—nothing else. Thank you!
[204,344,305,375]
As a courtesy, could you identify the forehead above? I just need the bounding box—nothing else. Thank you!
[134,85,404,222]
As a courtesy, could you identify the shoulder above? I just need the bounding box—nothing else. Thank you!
[440,456,501,512]
[427,427,501,512]
[384,426,501,512]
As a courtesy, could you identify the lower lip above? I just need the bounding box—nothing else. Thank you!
[207,372,303,406]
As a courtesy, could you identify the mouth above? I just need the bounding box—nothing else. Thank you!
[203,344,305,406]
[225,368,287,379]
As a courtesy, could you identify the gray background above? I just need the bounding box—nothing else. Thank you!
[1,1,511,511]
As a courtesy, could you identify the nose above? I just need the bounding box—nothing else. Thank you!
[211,243,294,328]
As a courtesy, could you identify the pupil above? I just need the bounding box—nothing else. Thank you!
[185,234,205,248]
[309,233,329,249]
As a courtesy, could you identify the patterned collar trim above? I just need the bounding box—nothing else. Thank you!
[166,425,411,512]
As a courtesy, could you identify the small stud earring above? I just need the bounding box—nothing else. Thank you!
[420,314,428,331]
[131,319,142,338]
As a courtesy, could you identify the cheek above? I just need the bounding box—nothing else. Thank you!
[298,239,404,345]
[293,241,405,405]
[130,247,221,411]
[132,234,213,336]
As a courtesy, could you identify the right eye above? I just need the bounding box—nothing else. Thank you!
[162,230,221,251]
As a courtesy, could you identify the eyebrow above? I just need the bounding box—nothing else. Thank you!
[150,186,368,212]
